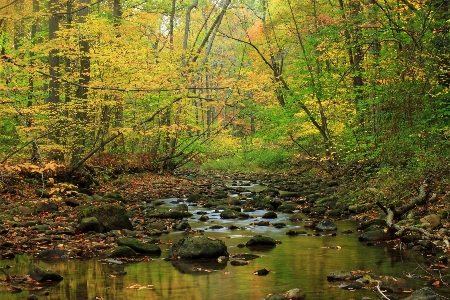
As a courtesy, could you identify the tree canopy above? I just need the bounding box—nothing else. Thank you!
[0,0,448,176]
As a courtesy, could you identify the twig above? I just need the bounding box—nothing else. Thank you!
[375,281,390,300]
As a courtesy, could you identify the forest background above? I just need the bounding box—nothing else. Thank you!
[0,0,449,198]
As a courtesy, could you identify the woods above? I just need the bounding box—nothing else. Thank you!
[0,0,448,177]
[1,2,450,299]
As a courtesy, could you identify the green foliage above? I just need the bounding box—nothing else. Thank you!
[0,119,19,155]
[0,0,449,182]
[201,145,292,172]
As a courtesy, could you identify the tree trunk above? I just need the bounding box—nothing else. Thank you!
[70,0,91,169]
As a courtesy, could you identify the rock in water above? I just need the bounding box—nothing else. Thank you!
[245,235,276,247]
[117,237,161,254]
[285,288,306,300]
[29,265,63,282]
[315,219,337,231]
[105,246,137,258]
[169,236,228,259]
[254,268,270,275]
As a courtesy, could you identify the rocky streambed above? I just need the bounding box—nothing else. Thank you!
[0,171,449,299]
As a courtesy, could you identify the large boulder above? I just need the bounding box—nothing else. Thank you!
[169,236,228,259]
[117,237,161,255]
[29,265,63,282]
[77,203,133,232]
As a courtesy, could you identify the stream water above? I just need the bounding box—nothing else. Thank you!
[1,182,449,300]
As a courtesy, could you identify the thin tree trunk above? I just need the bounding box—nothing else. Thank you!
[70,0,91,168]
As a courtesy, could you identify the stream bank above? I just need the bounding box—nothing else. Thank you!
[0,170,450,299]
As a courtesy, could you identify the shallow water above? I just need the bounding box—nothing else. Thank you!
[1,197,449,300]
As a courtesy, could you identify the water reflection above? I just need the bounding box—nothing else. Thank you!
[171,259,226,274]
[1,219,449,300]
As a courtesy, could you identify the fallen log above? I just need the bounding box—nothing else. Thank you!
[375,181,448,248]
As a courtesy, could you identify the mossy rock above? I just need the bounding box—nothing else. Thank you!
[309,206,328,216]
[316,197,338,208]
[325,209,342,217]
[35,188,51,198]
[186,193,202,202]
[358,218,387,230]
[117,237,161,255]
[169,236,228,259]
[77,217,103,233]
[29,265,63,282]
[220,209,240,219]
[105,246,137,258]
[146,208,193,219]
[76,203,133,232]
[246,235,276,247]
[279,191,302,198]
[213,193,228,199]
[277,203,297,213]
[104,192,126,203]
[262,211,278,219]
[37,249,74,260]
[288,213,303,221]
[358,229,396,242]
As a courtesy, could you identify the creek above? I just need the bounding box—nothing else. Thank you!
[0,179,448,300]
